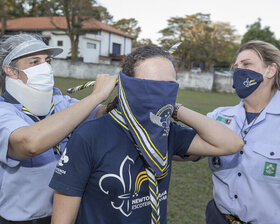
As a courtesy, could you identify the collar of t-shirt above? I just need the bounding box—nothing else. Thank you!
[246,111,260,124]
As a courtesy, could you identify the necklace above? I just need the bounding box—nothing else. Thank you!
[240,109,263,144]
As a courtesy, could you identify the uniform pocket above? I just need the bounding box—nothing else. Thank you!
[250,143,280,183]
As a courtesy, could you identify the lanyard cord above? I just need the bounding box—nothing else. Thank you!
[240,109,264,143]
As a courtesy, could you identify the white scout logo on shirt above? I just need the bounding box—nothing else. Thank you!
[99,155,168,217]
[58,148,69,167]
[99,156,134,217]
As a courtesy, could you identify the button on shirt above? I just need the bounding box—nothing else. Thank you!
[0,88,99,221]
[207,90,280,224]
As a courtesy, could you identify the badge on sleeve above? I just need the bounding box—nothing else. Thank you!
[263,162,277,176]
[216,116,231,125]
[211,156,222,170]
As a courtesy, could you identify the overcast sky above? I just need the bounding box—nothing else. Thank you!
[98,0,280,44]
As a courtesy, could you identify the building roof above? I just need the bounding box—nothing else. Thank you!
[0,16,134,39]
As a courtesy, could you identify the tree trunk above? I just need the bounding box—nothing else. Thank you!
[70,34,79,61]
[1,16,6,35]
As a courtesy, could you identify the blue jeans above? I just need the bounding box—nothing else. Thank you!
[205,199,227,224]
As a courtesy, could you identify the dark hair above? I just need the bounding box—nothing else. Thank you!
[106,46,173,112]
[122,45,172,77]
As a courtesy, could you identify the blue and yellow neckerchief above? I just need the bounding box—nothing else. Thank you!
[110,72,178,224]
[21,102,62,155]
[109,108,169,224]
[3,90,62,155]
[116,72,178,177]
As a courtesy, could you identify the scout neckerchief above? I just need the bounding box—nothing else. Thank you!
[110,72,178,224]
[2,91,61,155]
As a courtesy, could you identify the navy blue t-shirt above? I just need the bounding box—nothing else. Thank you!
[49,114,196,224]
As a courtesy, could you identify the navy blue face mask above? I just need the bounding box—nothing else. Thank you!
[232,68,264,99]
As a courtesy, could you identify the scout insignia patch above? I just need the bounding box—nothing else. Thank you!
[211,156,222,170]
[216,116,231,124]
[263,162,277,177]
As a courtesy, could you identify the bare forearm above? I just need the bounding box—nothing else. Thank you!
[177,106,243,154]
[52,191,81,224]
[8,74,117,160]
[9,94,101,159]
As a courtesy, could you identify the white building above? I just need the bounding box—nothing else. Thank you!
[1,17,134,64]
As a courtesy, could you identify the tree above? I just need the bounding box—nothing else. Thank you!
[25,0,63,16]
[25,0,113,21]
[48,0,109,61]
[58,0,94,61]
[112,18,141,46]
[242,18,280,48]
[91,5,113,24]
[45,0,113,61]
[135,38,156,47]
[0,0,26,34]
[0,0,114,60]
[158,13,239,70]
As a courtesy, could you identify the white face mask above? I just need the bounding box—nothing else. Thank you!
[5,77,53,116]
[21,62,54,92]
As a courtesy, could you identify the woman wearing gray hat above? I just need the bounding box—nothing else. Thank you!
[0,33,117,223]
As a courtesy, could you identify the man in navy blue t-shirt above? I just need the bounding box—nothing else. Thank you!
[49,46,243,224]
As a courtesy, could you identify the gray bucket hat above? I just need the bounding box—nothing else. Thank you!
[2,39,63,69]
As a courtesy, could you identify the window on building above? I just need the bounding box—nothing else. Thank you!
[87,42,96,49]
[57,40,63,46]
[112,43,121,55]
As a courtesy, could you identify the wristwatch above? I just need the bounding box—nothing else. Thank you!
[172,103,182,121]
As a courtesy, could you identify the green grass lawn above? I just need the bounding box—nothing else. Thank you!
[55,77,240,224]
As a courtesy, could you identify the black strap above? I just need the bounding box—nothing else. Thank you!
[0,216,51,224]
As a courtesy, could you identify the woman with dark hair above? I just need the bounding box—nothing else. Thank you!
[206,40,280,224]
[49,46,243,224]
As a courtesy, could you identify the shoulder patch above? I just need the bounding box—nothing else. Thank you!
[216,116,231,124]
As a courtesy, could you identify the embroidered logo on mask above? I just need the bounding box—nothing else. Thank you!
[243,78,257,88]
[150,104,173,136]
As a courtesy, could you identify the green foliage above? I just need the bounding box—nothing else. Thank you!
[135,38,156,47]
[0,0,114,61]
[0,0,26,18]
[0,0,26,34]
[112,18,141,46]
[54,76,240,223]
[24,0,61,16]
[113,18,141,37]
[90,5,113,24]
[158,13,239,71]
[242,18,280,48]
